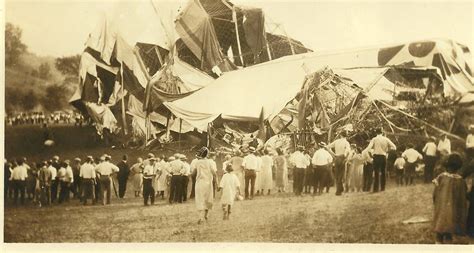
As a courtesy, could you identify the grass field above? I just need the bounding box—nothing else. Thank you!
[3,125,473,244]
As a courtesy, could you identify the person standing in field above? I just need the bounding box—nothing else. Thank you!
[423,136,438,183]
[274,148,288,193]
[50,155,61,203]
[242,147,259,199]
[142,157,156,206]
[117,155,130,199]
[364,128,396,192]
[168,154,185,204]
[39,161,52,206]
[346,146,365,192]
[289,146,310,196]
[71,158,82,199]
[259,149,274,195]
[218,165,241,220]
[95,155,119,205]
[155,156,169,200]
[130,157,144,198]
[193,147,217,224]
[10,158,28,205]
[80,156,96,205]
[4,160,12,201]
[327,132,351,196]
[361,143,374,192]
[229,151,245,194]
[303,148,314,194]
[393,152,405,186]
[180,155,191,202]
[432,153,467,244]
[402,143,423,186]
[311,142,334,195]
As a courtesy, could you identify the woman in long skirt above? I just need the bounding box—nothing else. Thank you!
[130,158,143,197]
[274,148,288,192]
[193,147,217,224]
[259,150,274,195]
[155,158,169,199]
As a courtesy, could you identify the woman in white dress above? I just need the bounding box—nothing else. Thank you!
[193,147,217,224]
[219,165,240,220]
[155,157,169,200]
[130,158,143,197]
[259,149,274,195]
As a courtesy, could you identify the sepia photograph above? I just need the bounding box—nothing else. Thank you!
[2,0,474,250]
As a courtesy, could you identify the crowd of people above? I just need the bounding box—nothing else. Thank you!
[4,126,474,242]
[5,111,85,126]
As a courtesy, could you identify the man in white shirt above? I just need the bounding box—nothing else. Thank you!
[168,154,185,204]
[289,146,310,196]
[422,136,437,183]
[180,155,191,202]
[10,158,28,205]
[402,144,423,186]
[80,156,96,205]
[327,133,351,196]
[365,128,396,192]
[242,147,259,199]
[143,157,156,206]
[95,155,119,205]
[437,134,451,156]
[312,142,333,195]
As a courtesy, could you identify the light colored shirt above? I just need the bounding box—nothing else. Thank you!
[290,151,310,168]
[143,164,155,179]
[422,142,437,157]
[48,165,57,179]
[242,154,259,171]
[80,163,96,179]
[394,157,405,170]
[437,138,451,155]
[361,149,373,164]
[402,148,423,163]
[366,134,396,156]
[327,138,351,157]
[312,149,333,166]
[58,167,66,181]
[10,165,28,180]
[467,134,474,149]
[65,166,74,183]
[95,161,119,176]
[169,160,185,175]
[182,162,191,176]
[209,159,217,172]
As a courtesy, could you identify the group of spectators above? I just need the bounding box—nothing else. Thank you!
[5,111,85,126]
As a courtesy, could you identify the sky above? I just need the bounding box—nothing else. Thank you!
[5,0,474,57]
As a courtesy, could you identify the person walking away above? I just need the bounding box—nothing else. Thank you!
[38,161,52,207]
[193,147,217,224]
[393,152,405,186]
[71,158,81,198]
[95,155,119,205]
[142,158,156,206]
[117,155,130,198]
[242,147,259,199]
[259,149,274,195]
[26,161,37,200]
[402,143,423,186]
[50,155,61,203]
[346,146,365,192]
[303,149,314,194]
[432,153,467,244]
[168,154,185,204]
[80,156,96,205]
[229,151,245,194]
[327,133,351,196]
[155,157,168,200]
[289,146,310,196]
[423,137,438,183]
[312,142,334,195]
[218,165,241,220]
[130,158,144,197]
[274,148,288,193]
[465,125,474,161]
[11,158,28,205]
[58,161,73,203]
[180,155,191,202]
[361,146,374,192]
[365,128,396,192]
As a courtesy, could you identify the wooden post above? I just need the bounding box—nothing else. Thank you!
[232,8,245,67]
[120,65,128,135]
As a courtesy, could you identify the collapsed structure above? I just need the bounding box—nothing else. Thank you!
[70,0,474,152]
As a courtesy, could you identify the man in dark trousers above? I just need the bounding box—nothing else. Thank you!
[50,155,61,203]
[117,155,130,198]
[364,128,396,192]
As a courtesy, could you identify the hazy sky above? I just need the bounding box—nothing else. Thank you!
[5,0,474,57]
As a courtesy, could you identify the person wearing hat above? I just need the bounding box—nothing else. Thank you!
[289,145,310,196]
[58,160,74,203]
[38,161,52,207]
[466,125,474,161]
[242,146,259,199]
[95,155,119,205]
[312,142,334,195]
[193,147,217,224]
[432,152,467,244]
[218,164,241,220]
[155,156,169,200]
[80,156,96,205]
[274,148,288,193]
[180,155,191,202]
[143,157,156,206]
[117,155,130,199]
[10,158,29,205]
[364,127,396,192]
[327,132,352,196]
[422,136,438,183]
[71,158,82,199]
[50,155,61,203]
[168,154,185,204]
[402,143,423,186]
[259,149,273,196]
[130,157,144,198]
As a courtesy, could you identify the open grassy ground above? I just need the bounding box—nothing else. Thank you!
[3,125,473,244]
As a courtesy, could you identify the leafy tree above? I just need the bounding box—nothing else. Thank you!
[41,84,68,112]
[38,62,51,79]
[55,55,81,76]
[5,23,27,67]
[21,90,38,111]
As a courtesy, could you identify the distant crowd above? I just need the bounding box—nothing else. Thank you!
[5,111,85,126]
[4,126,474,242]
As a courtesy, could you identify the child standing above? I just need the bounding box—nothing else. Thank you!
[393,153,405,186]
[218,165,241,220]
[432,152,468,244]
